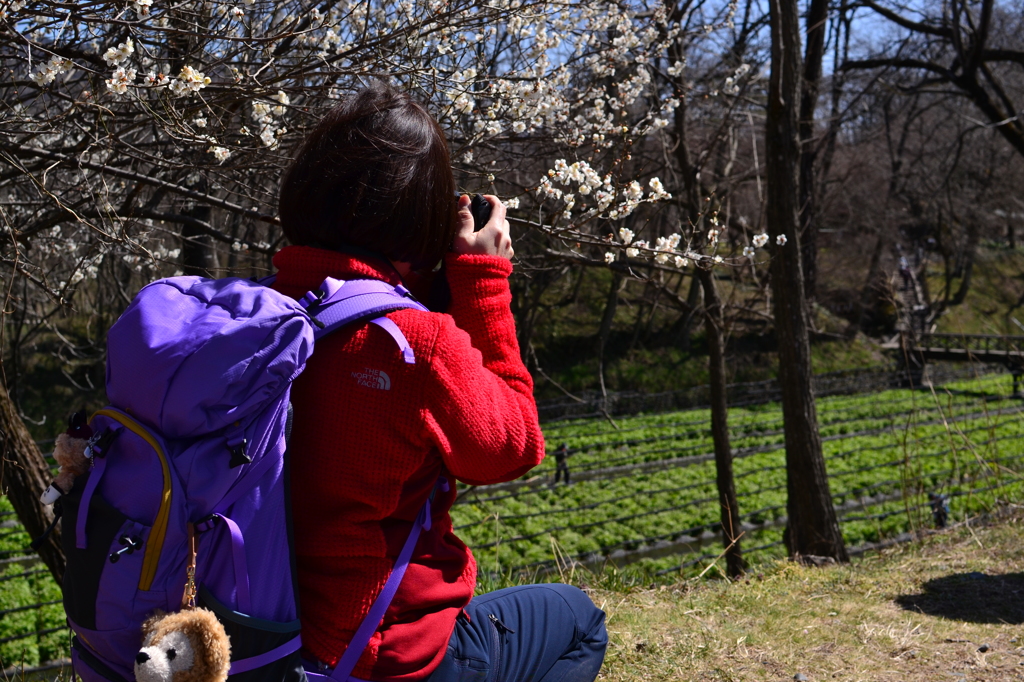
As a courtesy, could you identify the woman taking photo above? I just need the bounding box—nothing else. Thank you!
[272,81,607,682]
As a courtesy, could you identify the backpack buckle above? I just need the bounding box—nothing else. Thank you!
[299,288,327,311]
[85,427,121,459]
[228,439,251,468]
[300,289,330,329]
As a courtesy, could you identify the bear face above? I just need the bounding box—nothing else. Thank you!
[135,608,230,682]
[135,629,195,682]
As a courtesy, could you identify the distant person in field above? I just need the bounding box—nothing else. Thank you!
[929,492,949,528]
[553,443,571,485]
[899,256,913,288]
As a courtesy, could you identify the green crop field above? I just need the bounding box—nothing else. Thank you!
[2,371,1023,674]
[452,371,1024,577]
[0,504,66,671]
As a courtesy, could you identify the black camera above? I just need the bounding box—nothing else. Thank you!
[469,194,492,231]
[456,192,493,231]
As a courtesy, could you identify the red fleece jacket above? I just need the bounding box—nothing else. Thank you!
[272,246,545,681]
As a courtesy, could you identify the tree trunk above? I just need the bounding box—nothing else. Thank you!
[948,221,979,307]
[0,380,65,582]
[766,0,848,562]
[798,0,830,303]
[674,275,703,352]
[697,268,745,577]
[670,60,745,571]
[182,204,218,276]
[857,231,887,331]
[596,272,624,401]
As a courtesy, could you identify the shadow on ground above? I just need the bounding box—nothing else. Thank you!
[896,571,1024,624]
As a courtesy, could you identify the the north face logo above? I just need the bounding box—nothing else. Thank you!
[352,368,391,390]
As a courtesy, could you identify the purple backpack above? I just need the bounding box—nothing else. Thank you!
[59,275,436,682]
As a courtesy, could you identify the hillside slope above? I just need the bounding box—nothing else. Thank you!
[594,509,1024,681]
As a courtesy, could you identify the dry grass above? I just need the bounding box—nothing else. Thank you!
[591,508,1024,681]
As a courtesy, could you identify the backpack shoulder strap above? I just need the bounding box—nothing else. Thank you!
[298,278,430,364]
[304,476,450,682]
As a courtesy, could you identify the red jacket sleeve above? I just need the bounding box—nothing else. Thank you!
[421,253,545,485]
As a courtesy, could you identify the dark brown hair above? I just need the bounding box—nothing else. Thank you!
[278,82,458,268]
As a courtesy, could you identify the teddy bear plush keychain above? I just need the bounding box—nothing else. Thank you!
[39,411,95,506]
[134,525,232,682]
[134,608,231,682]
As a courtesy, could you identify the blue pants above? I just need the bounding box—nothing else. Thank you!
[426,584,607,682]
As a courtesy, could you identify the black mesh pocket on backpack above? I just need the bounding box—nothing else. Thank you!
[198,585,307,682]
[61,474,128,630]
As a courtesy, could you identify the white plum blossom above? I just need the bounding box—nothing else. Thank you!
[625,239,648,259]
[743,246,755,258]
[105,67,137,95]
[103,39,134,67]
[594,190,614,210]
[452,93,474,114]
[536,176,562,200]
[648,177,671,200]
[168,66,211,97]
[0,0,26,19]
[5,0,756,311]
[752,233,769,248]
[722,64,751,96]
[624,181,643,201]
[252,101,272,121]
[776,234,788,246]
[31,55,73,86]
[273,90,290,114]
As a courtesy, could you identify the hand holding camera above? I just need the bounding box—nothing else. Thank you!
[453,194,513,260]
